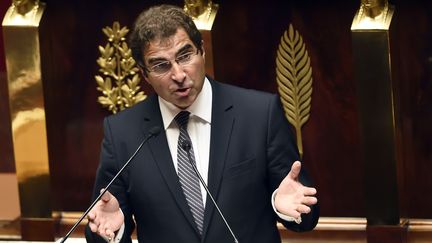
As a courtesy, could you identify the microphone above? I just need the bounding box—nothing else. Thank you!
[181,140,239,243]
[60,126,161,243]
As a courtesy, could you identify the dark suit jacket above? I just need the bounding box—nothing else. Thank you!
[86,79,319,243]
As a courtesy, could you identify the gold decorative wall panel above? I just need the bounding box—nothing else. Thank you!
[2,0,53,240]
[95,22,146,114]
[352,0,394,30]
[276,24,313,158]
[184,0,219,30]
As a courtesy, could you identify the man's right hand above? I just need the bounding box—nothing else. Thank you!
[88,189,124,240]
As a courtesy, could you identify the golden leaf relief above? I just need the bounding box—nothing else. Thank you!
[95,21,146,114]
[276,24,313,158]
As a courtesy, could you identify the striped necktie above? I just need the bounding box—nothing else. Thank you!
[174,111,205,234]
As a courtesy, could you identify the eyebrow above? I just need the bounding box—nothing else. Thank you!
[147,44,194,65]
[177,44,194,55]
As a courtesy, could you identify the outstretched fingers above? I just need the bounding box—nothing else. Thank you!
[89,220,98,232]
[302,196,318,206]
[105,227,115,241]
[296,204,311,214]
[285,207,302,219]
[303,186,317,196]
[97,221,114,240]
[301,185,318,206]
[88,211,99,233]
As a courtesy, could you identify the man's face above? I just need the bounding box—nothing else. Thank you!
[142,28,206,109]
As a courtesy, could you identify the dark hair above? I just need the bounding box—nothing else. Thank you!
[129,4,203,68]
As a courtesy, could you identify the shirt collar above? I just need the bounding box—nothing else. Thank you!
[159,77,212,130]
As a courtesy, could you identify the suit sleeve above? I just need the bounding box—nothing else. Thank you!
[266,94,319,232]
[85,117,135,243]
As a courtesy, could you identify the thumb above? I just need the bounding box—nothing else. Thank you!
[287,161,301,180]
[100,188,111,203]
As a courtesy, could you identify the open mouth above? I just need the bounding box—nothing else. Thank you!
[176,87,191,96]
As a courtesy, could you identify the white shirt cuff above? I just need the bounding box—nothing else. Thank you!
[271,189,302,224]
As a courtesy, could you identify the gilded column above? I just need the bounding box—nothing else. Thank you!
[184,0,218,77]
[2,0,53,240]
[351,1,407,243]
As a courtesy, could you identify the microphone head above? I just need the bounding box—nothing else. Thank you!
[148,126,161,136]
[181,139,192,151]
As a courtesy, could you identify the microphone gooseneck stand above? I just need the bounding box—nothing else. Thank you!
[182,140,239,243]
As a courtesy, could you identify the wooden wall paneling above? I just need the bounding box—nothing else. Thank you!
[391,0,432,220]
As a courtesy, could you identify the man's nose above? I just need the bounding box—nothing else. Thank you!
[170,62,186,82]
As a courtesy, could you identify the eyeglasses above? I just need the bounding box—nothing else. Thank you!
[145,50,199,76]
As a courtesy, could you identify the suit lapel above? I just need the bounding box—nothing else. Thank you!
[142,95,200,236]
[202,81,234,239]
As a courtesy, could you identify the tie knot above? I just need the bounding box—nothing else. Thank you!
[174,111,190,129]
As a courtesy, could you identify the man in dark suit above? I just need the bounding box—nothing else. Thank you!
[86,4,319,243]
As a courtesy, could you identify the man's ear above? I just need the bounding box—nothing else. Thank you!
[200,40,206,59]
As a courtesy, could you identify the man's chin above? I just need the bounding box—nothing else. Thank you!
[174,104,192,109]
[173,99,193,109]
[173,94,197,109]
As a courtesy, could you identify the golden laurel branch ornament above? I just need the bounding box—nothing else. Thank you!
[95,21,146,114]
[276,24,313,158]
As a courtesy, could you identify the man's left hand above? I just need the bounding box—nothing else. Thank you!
[275,161,318,219]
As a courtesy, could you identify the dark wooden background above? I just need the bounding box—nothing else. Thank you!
[0,0,431,221]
